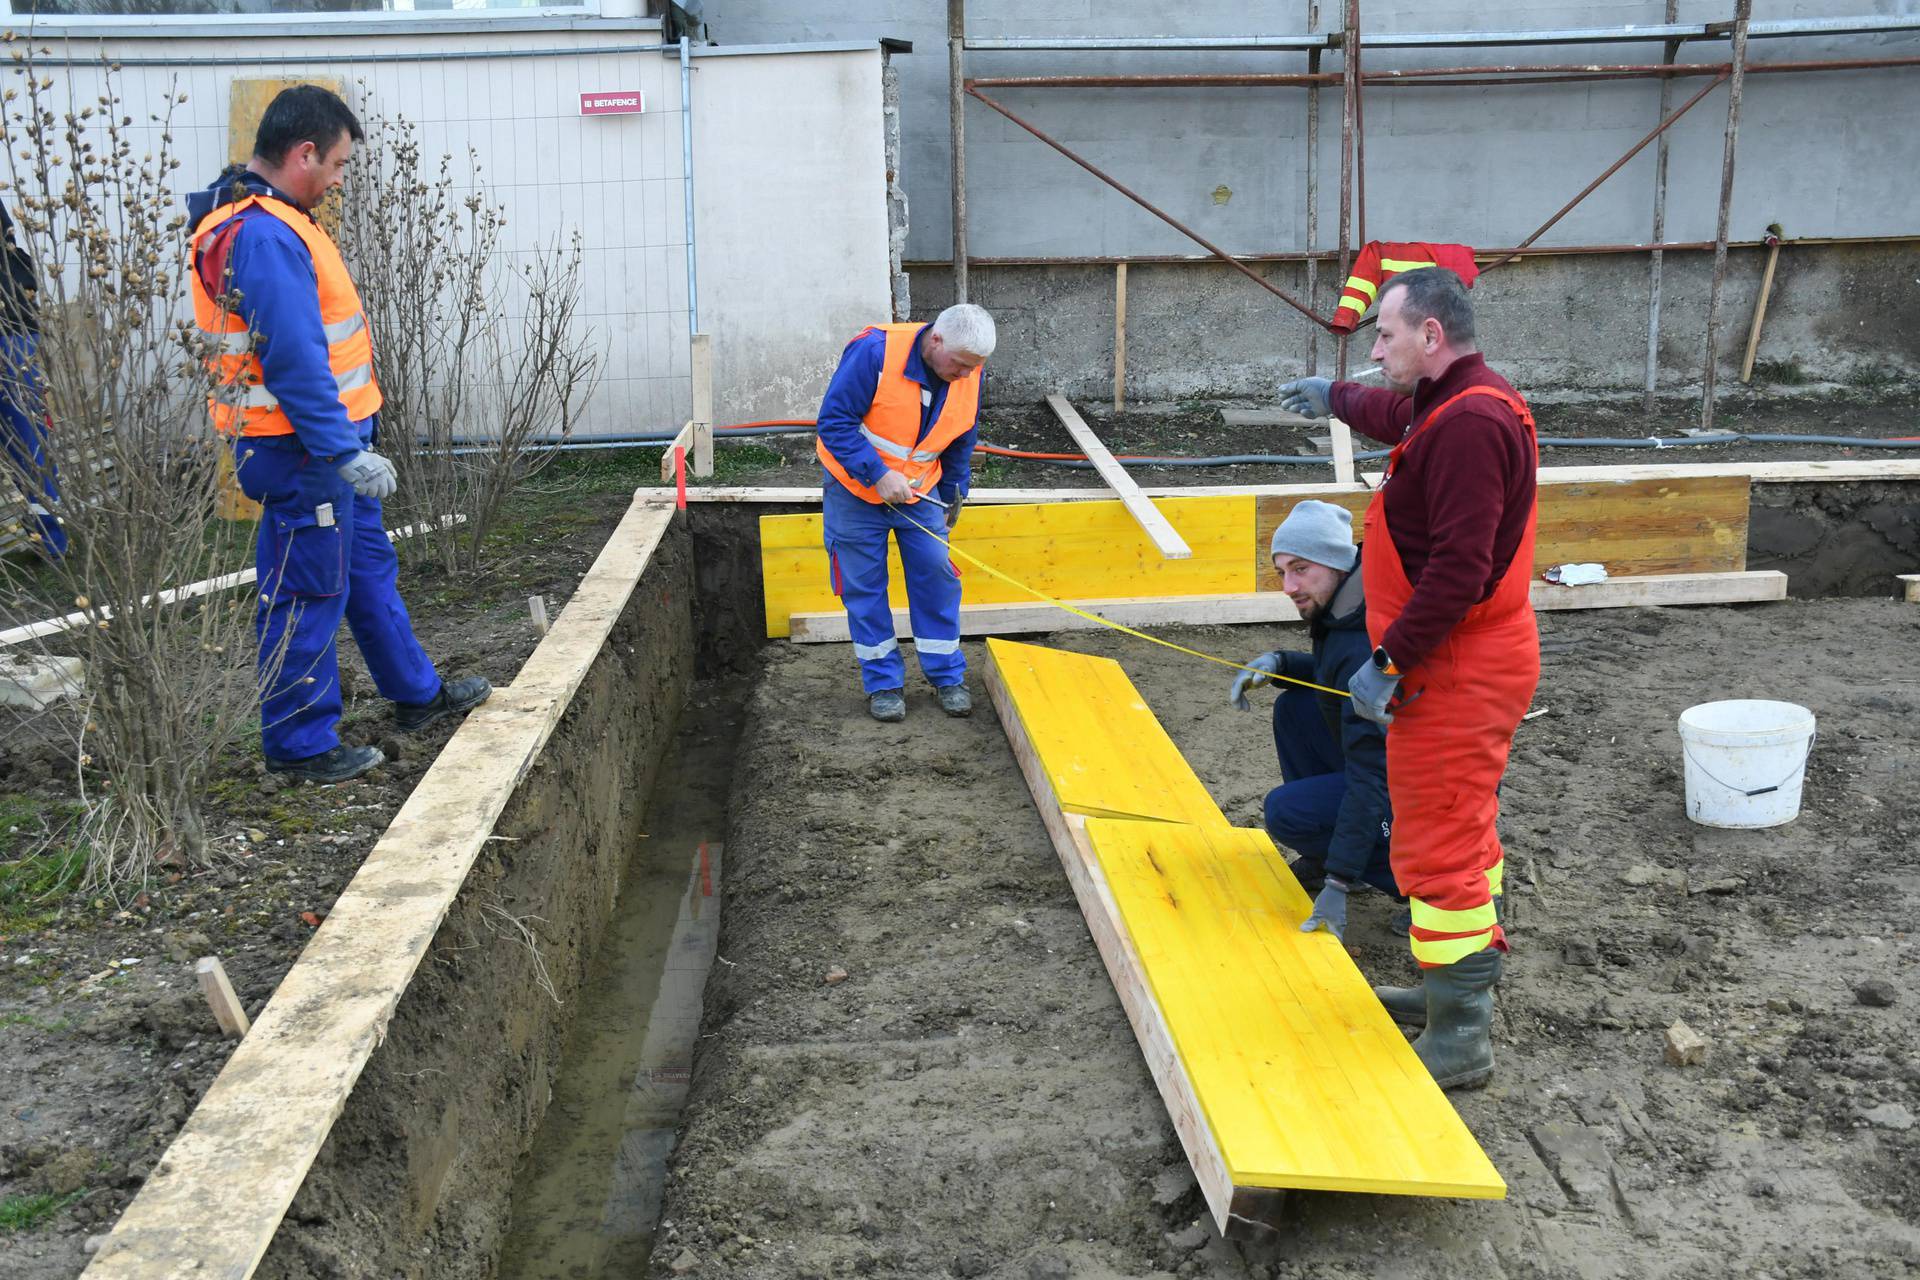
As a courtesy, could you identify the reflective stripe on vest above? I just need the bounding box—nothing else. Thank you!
[817,323,983,504]
[188,191,382,439]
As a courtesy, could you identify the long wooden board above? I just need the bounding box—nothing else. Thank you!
[1252,475,1751,590]
[984,639,1504,1229]
[758,495,1252,638]
[1045,393,1192,560]
[784,571,1787,643]
[83,499,677,1280]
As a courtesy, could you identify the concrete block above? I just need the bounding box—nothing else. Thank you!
[0,653,84,710]
[1664,1019,1709,1068]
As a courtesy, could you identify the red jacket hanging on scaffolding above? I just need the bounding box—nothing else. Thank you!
[1331,240,1480,332]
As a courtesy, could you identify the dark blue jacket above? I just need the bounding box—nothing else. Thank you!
[1275,566,1392,884]
[185,167,367,462]
[816,324,978,504]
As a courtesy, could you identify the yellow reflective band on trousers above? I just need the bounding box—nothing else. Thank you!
[1379,257,1439,274]
[1343,274,1379,301]
[1337,295,1369,315]
[1410,898,1498,935]
[1410,928,1496,966]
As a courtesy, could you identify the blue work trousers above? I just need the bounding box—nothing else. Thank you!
[1264,687,1396,894]
[234,430,440,761]
[0,333,66,558]
[821,474,965,694]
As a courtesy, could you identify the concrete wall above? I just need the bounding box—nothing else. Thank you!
[690,45,894,426]
[910,240,1920,400]
[703,1,1920,259]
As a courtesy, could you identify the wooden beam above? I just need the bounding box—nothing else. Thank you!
[82,498,677,1280]
[658,421,694,485]
[1327,414,1356,485]
[194,957,250,1039]
[1112,262,1128,413]
[1043,394,1192,560]
[690,333,714,478]
[1897,573,1920,604]
[786,572,1788,642]
[662,456,1920,505]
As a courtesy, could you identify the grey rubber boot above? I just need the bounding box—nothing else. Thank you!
[868,689,907,722]
[1411,947,1504,1091]
[1373,981,1428,1028]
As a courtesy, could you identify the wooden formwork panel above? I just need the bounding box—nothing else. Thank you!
[1252,475,1751,590]
[758,495,1254,638]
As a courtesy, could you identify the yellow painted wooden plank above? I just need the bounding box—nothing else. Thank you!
[760,496,1253,637]
[1085,818,1506,1199]
[984,638,1227,829]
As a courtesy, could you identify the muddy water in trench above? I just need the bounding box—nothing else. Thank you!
[495,684,740,1280]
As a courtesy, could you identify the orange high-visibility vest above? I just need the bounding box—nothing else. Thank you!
[188,192,382,438]
[816,323,982,504]
[1332,240,1480,333]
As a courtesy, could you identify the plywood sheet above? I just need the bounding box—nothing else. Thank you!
[760,495,1253,638]
[984,638,1226,828]
[1085,817,1505,1198]
[1253,476,1750,590]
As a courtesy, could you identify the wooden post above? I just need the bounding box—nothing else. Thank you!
[659,421,694,484]
[1739,225,1784,383]
[195,957,251,1038]
[690,332,714,477]
[528,595,550,636]
[1112,262,1128,413]
[1328,416,1356,486]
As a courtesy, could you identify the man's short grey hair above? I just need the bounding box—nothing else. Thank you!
[1379,267,1476,349]
[931,303,997,358]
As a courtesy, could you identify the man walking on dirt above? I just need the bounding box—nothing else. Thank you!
[1229,500,1397,940]
[187,85,490,784]
[1278,268,1540,1090]
[815,304,995,722]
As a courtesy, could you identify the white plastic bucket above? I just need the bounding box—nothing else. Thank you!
[1677,699,1816,829]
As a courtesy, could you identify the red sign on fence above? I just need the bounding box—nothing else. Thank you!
[580,90,645,116]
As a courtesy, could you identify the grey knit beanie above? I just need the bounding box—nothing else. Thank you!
[1270,500,1358,571]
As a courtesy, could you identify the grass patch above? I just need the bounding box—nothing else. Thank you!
[1848,362,1910,390]
[0,795,87,931]
[1750,358,1809,386]
[0,1189,84,1232]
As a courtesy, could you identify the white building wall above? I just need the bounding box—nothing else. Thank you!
[27,22,692,437]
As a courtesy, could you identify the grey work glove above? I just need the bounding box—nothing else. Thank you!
[1348,659,1403,726]
[1277,376,1334,419]
[1299,878,1350,940]
[1229,652,1283,711]
[337,450,398,501]
[944,493,964,530]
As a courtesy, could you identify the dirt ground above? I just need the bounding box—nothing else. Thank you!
[653,599,1919,1280]
[0,460,647,1277]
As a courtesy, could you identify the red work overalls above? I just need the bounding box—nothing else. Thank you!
[1362,386,1541,968]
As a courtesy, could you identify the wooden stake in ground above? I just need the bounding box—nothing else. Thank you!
[1328,415,1356,486]
[528,595,550,635]
[690,332,715,478]
[1739,223,1784,383]
[1044,393,1192,560]
[194,957,251,1038]
[1112,262,1128,413]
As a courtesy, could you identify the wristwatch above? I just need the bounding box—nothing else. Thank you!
[1370,646,1401,677]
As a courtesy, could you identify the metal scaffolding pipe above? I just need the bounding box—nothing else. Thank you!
[1305,9,1322,377]
[1337,0,1357,375]
[907,235,1916,268]
[948,0,969,303]
[965,85,1331,328]
[1702,0,1754,431]
[1645,4,1682,412]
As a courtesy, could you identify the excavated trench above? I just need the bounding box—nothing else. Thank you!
[233,480,1912,1280]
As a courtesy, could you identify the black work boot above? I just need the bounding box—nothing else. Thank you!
[1411,947,1504,1090]
[265,743,384,785]
[934,683,972,717]
[394,675,493,733]
[868,688,906,722]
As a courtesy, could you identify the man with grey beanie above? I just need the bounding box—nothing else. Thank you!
[1229,500,1397,941]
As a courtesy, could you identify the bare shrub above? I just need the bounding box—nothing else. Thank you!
[337,110,601,576]
[0,47,269,885]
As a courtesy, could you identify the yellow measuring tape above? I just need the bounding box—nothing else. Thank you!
[884,498,1353,699]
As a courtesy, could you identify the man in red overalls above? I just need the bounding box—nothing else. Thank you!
[1279,267,1539,1090]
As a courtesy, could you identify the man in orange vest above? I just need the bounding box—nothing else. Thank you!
[815,304,995,722]
[187,86,489,784]
[1279,268,1538,1090]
